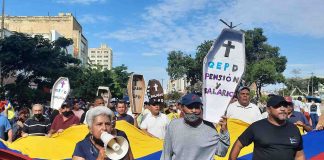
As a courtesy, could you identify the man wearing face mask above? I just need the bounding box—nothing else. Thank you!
[160,93,230,160]
[48,103,79,136]
[22,104,51,137]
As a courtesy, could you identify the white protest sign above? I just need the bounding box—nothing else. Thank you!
[202,28,245,123]
[97,86,111,108]
[51,77,70,110]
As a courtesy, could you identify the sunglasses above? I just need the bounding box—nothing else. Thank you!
[272,104,288,109]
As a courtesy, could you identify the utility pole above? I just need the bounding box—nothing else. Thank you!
[1,0,4,39]
[311,72,314,96]
[161,78,164,90]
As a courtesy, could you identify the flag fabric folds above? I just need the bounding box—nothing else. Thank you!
[0,119,322,159]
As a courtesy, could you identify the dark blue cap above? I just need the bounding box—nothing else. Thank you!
[181,93,202,106]
[267,95,288,107]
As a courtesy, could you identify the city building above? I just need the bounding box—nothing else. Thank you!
[167,77,188,94]
[88,44,113,70]
[2,12,88,65]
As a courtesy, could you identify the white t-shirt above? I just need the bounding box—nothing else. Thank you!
[140,112,169,139]
[226,101,263,124]
[293,100,304,112]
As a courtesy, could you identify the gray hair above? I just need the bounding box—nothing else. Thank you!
[32,104,43,110]
[86,106,115,128]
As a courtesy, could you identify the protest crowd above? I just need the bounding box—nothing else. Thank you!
[0,82,323,160]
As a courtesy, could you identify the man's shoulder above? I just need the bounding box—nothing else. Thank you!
[247,103,259,108]
[25,118,35,124]
[228,101,240,108]
[250,118,268,127]
[0,115,7,121]
[285,120,300,129]
[202,120,216,129]
[168,118,183,126]
[159,113,169,119]
[43,117,51,123]
[292,111,304,117]
[125,114,134,119]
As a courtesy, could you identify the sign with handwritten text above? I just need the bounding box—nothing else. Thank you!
[50,77,70,110]
[202,28,246,123]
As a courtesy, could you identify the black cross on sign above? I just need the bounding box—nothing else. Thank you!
[222,40,235,57]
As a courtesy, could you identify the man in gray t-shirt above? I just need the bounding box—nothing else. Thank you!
[160,93,230,160]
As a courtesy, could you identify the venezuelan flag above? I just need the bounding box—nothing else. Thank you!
[0,119,323,159]
[5,100,16,120]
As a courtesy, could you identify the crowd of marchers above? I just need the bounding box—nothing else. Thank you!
[0,87,323,160]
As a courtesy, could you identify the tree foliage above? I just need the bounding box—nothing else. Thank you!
[0,32,80,106]
[166,41,212,93]
[284,73,324,96]
[0,32,132,106]
[243,28,287,99]
[71,65,132,101]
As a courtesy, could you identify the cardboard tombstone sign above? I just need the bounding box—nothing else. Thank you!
[97,86,111,107]
[146,79,164,104]
[127,74,146,113]
[51,77,70,110]
[202,28,246,123]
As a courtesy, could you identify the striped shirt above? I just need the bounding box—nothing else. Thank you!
[23,116,51,136]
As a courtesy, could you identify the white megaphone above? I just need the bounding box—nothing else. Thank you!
[100,132,129,160]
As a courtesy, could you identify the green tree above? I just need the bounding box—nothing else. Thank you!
[246,59,285,98]
[166,51,192,80]
[243,28,287,99]
[0,32,80,105]
[166,41,213,93]
[72,65,132,101]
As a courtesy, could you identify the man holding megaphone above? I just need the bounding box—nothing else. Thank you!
[72,106,133,160]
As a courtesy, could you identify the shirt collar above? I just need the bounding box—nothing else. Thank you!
[234,101,252,109]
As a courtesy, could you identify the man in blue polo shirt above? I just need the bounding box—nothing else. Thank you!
[0,112,12,142]
[285,96,312,132]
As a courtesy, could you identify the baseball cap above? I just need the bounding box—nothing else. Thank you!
[267,95,288,107]
[238,86,250,92]
[181,93,202,106]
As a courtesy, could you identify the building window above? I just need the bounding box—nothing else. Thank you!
[97,51,101,53]
[91,51,95,53]
[91,56,95,58]
[97,56,102,58]
[97,60,102,62]
[104,56,109,58]
[104,51,109,53]
[104,60,109,62]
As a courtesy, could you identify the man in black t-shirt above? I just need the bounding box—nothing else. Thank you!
[229,95,306,160]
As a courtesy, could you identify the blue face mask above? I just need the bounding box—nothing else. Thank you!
[184,113,200,122]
